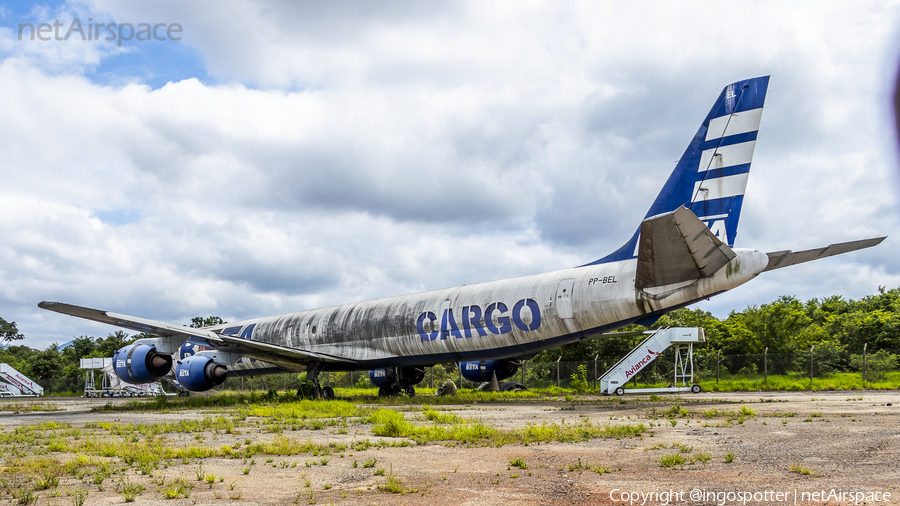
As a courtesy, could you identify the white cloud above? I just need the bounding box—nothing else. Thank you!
[1,0,899,349]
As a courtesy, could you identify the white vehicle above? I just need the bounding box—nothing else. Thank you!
[39,77,883,398]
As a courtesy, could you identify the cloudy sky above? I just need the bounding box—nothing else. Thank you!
[2,1,900,349]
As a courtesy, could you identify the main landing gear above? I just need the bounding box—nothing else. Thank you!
[296,363,336,400]
[375,366,425,398]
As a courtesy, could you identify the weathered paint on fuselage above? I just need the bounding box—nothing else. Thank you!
[215,249,769,371]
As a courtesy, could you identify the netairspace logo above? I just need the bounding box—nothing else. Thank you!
[18,18,182,47]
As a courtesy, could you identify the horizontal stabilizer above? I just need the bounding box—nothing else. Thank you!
[635,206,736,289]
[37,301,356,365]
[764,237,886,271]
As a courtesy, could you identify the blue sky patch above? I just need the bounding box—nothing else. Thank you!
[1,1,210,89]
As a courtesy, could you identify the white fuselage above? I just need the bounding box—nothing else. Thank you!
[219,249,769,370]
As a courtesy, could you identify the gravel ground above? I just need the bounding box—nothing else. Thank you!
[1,390,898,505]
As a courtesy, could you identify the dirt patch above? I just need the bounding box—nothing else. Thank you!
[1,390,898,505]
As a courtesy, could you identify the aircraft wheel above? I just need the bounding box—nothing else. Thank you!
[614,387,625,396]
[403,386,415,397]
[691,384,702,394]
[500,382,528,392]
[322,386,335,400]
[378,387,389,398]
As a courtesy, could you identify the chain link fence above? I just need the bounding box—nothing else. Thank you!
[24,346,899,396]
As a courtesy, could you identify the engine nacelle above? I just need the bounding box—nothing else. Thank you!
[459,359,519,383]
[368,368,394,389]
[113,344,173,384]
[368,366,426,388]
[175,355,229,392]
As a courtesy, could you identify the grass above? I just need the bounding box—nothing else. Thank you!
[567,458,611,474]
[509,457,528,469]
[421,408,465,424]
[659,454,685,469]
[8,389,822,505]
[0,402,63,413]
[789,464,818,475]
[699,371,900,392]
[694,451,711,465]
[121,480,144,502]
[34,473,58,490]
[378,468,417,494]
[617,371,900,393]
[367,408,648,445]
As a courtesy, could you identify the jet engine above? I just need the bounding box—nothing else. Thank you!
[459,359,519,383]
[175,355,229,392]
[113,344,173,384]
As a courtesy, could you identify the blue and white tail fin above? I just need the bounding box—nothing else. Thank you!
[585,76,770,266]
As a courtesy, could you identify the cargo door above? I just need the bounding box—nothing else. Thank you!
[555,278,579,334]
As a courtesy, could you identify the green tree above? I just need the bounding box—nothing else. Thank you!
[850,349,899,382]
[793,340,847,376]
[727,296,810,354]
[2,344,36,367]
[60,336,98,376]
[826,309,900,352]
[0,348,26,371]
[61,336,96,360]
[0,317,24,345]
[27,345,64,379]
[92,330,135,358]
[190,316,226,328]
[570,364,589,392]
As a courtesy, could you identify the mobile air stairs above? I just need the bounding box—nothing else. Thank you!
[599,327,704,396]
[80,358,166,397]
[0,363,44,397]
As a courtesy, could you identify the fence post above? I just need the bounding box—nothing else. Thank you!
[809,345,814,388]
[764,348,768,382]
[716,351,720,384]
[556,356,562,389]
[521,360,526,387]
[863,343,868,384]
[593,354,599,391]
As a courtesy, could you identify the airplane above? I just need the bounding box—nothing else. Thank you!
[39,76,884,398]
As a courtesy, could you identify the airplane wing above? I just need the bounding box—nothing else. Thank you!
[214,334,357,366]
[764,237,886,272]
[635,206,736,289]
[37,301,356,365]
